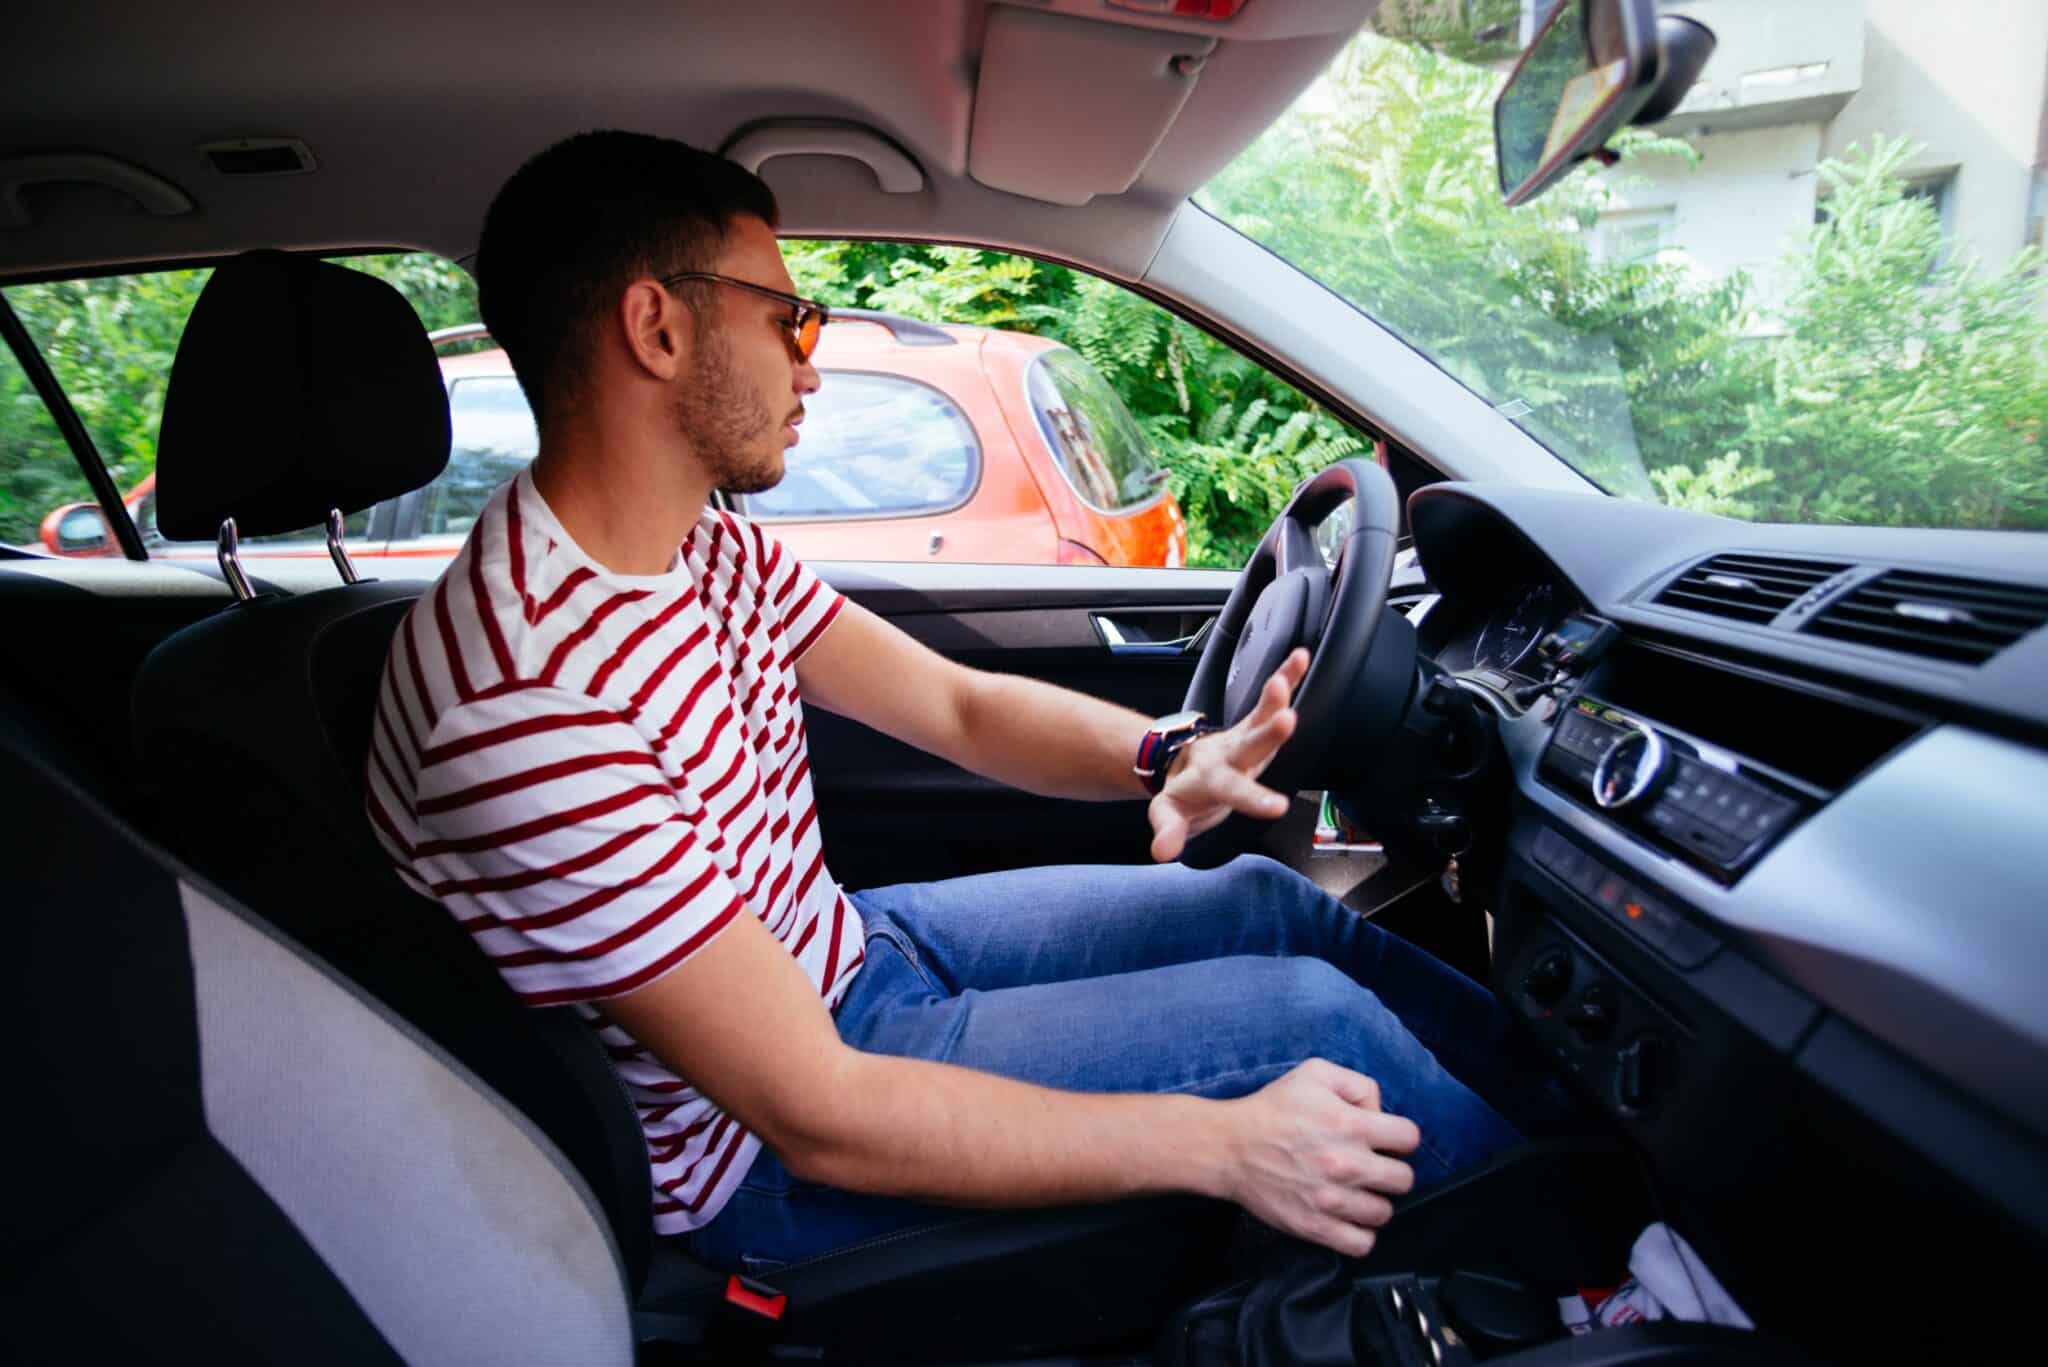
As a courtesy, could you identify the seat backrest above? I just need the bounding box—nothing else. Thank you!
[130,252,654,1292]
[0,700,633,1366]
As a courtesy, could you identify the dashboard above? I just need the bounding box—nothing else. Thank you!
[1403,482,2048,1348]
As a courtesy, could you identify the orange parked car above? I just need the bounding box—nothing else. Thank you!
[40,309,1188,570]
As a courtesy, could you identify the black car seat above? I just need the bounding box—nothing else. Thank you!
[132,250,660,1299]
[0,693,634,1366]
[130,252,1233,1361]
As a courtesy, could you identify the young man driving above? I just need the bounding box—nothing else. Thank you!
[368,131,1546,1274]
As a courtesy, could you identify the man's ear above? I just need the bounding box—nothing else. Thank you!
[618,278,692,382]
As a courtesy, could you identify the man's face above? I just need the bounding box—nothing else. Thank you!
[672,214,820,495]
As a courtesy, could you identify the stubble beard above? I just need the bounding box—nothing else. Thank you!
[673,329,784,496]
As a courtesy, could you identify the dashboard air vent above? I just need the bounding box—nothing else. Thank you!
[1653,554,1851,625]
[1803,570,2048,665]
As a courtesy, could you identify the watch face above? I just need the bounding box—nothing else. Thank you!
[1153,709,1207,736]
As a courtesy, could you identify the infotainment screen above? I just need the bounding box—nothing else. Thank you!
[1539,613,1618,667]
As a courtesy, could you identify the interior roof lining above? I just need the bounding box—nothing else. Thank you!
[0,0,1374,283]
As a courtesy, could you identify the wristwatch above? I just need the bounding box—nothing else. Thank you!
[1134,709,1217,795]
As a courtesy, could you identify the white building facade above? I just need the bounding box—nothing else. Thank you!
[1588,0,2048,312]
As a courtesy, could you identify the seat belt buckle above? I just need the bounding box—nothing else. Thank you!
[724,1274,787,1321]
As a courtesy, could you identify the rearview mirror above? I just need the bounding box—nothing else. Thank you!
[40,502,115,557]
[1494,0,1659,207]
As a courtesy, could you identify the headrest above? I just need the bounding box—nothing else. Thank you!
[155,251,452,542]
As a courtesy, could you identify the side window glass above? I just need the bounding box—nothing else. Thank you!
[0,336,101,554]
[781,240,1365,568]
[418,375,540,536]
[737,372,977,520]
[2,253,473,562]
[1025,350,1166,513]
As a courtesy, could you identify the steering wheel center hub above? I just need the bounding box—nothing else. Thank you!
[1226,568,1324,724]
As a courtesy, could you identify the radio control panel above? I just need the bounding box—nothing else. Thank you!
[1541,698,1806,881]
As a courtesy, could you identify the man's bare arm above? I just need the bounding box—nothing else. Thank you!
[796,602,1310,857]
[602,910,1419,1256]
[794,599,1153,800]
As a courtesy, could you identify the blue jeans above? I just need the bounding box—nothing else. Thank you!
[684,854,1561,1275]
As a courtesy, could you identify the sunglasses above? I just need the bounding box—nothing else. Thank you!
[659,271,830,360]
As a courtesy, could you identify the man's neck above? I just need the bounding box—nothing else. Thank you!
[529,420,711,577]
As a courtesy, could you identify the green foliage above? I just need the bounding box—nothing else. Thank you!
[1731,137,2048,529]
[1165,402,1366,568]
[0,349,85,546]
[5,40,2044,557]
[1202,34,2048,533]
[1649,452,1775,519]
[344,252,481,334]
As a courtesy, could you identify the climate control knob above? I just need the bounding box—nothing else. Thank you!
[1592,719,1671,810]
[1522,948,1573,1006]
[1566,983,1616,1042]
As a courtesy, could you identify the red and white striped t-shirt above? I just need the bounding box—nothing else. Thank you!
[365,468,863,1233]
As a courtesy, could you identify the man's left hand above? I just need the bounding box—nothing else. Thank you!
[1149,648,1309,863]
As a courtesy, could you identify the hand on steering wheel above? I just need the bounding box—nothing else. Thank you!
[1148,647,1309,863]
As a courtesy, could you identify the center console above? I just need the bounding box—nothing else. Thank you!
[1540,701,1804,884]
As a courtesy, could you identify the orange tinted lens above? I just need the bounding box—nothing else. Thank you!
[795,311,822,359]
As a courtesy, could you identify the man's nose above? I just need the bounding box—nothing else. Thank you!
[794,355,822,396]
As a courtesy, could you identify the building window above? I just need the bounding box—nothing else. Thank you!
[1591,206,1676,263]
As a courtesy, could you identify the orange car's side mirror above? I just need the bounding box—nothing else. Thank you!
[40,501,115,557]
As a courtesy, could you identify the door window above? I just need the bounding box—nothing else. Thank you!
[0,327,91,553]
[777,239,1364,569]
[1,253,474,561]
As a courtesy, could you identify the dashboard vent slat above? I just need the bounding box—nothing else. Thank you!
[1652,553,1850,626]
[1803,570,2048,666]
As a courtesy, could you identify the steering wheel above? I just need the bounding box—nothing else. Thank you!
[1178,458,1412,867]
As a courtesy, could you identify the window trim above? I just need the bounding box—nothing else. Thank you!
[727,368,985,524]
[1019,348,1169,520]
[0,289,148,560]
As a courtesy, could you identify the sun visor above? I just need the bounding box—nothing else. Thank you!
[969,6,1216,207]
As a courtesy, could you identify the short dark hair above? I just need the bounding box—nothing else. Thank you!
[475,130,779,424]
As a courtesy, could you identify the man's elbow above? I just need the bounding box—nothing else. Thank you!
[942,663,992,765]
[752,1047,876,1189]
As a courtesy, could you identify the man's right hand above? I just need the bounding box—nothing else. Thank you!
[1216,1059,1421,1258]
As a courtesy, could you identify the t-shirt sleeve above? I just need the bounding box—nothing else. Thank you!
[403,684,745,1007]
[751,519,845,663]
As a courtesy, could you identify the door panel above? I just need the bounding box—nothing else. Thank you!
[808,564,1234,889]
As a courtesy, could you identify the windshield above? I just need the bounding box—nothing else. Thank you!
[1199,0,2048,531]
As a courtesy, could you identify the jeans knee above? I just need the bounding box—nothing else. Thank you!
[1266,956,1370,1054]
[1222,852,1313,906]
